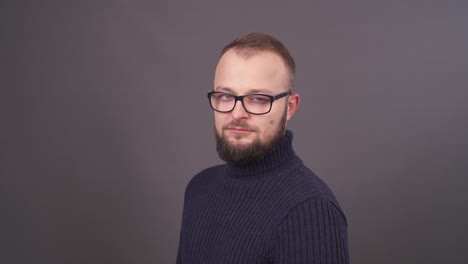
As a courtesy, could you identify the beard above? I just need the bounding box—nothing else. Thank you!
[215,106,287,165]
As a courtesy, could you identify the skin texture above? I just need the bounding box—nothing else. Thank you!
[213,49,300,163]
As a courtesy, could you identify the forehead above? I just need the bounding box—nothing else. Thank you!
[214,49,288,94]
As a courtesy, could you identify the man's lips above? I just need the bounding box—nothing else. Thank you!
[226,127,254,133]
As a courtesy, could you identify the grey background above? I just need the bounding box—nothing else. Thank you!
[2,0,467,263]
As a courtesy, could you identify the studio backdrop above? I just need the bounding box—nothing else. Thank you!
[2,1,467,263]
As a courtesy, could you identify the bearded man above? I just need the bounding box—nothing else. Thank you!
[177,32,349,264]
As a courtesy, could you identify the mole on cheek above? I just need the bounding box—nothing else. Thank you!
[269,120,274,125]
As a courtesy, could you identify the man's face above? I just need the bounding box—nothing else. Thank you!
[213,49,299,164]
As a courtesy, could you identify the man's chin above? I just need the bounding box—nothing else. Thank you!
[225,140,252,151]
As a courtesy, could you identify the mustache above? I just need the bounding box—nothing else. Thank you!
[223,121,257,131]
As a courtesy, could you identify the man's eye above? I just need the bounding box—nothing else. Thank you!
[248,96,269,104]
[254,97,268,102]
[216,93,233,101]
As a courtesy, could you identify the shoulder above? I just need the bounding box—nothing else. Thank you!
[273,157,345,220]
[296,163,338,202]
[281,158,338,202]
[184,164,225,194]
[272,162,348,229]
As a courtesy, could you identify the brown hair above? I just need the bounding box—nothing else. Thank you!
[219,32,296,88]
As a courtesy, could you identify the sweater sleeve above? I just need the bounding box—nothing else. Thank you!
[269,198,349,264]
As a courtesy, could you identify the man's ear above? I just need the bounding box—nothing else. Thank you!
[286,93,300,121]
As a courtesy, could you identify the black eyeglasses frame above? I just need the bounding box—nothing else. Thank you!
[207,90,291,115]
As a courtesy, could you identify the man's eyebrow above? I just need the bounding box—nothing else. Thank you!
[214,86,234,93]
[214,86,274,94]
[248,88,274,94]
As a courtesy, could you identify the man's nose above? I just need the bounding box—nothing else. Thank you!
[230,100,250,119]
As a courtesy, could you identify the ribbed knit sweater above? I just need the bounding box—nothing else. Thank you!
[177,131,349,263]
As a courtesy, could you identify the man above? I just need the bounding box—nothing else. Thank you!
[177,32,349,263]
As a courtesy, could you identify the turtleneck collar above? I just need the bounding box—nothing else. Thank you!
[224,130,297,178]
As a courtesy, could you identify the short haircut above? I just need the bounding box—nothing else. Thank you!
[219,32,296,88]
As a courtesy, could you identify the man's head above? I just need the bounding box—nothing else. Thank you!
[211,32,300,164]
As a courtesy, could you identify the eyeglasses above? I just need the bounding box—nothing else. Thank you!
[207,90,291,115]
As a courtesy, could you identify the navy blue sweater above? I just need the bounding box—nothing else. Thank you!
[177,131,349,263]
